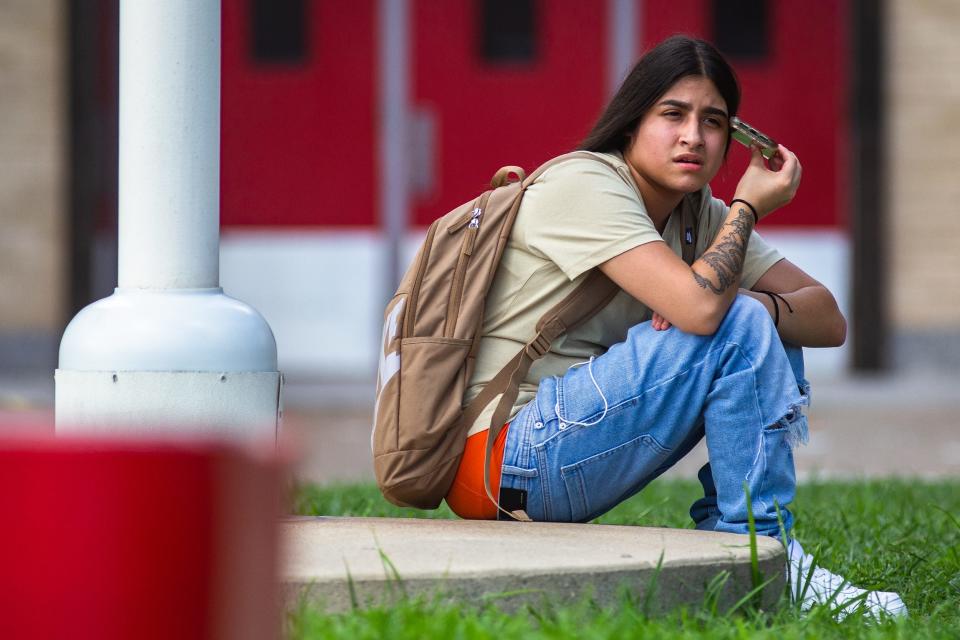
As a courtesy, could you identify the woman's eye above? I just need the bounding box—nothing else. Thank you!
[704,117,722,127]
[663,111,681,118]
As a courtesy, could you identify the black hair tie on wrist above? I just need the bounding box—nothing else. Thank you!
[730,198,759,225]
[762,291,780,327]
[758,290,794,328]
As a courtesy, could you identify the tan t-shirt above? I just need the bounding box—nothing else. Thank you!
[463,151,784,436]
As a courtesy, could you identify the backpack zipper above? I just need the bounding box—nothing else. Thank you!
[444,192,491,337]
[443,228,476,337]
[447,205,481,234]
[405,219,440,337]
[447,187,496,233]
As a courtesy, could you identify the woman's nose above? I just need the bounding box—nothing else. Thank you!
[679,118,704,148]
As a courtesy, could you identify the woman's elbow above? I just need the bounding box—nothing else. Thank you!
[815,313,847,347]
[675,320,717,336]
[831,314,848,347]
[674,308,723,336]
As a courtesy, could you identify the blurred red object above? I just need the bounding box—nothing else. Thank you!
[0,435,283,640]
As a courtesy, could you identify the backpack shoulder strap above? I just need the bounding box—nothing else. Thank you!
[458,152,623,439]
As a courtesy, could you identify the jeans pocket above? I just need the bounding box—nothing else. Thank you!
[560,433,671,522]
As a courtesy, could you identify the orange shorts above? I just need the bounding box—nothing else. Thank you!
[444,424,509,520]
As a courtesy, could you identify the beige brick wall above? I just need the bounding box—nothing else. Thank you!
[888,0,960,329]
[0,0,65,331]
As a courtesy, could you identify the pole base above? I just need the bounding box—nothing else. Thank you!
[56,288,281,440]
[55,370,281,442]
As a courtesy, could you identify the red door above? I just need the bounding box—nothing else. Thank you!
[221,1,377,227]
[410,0,610,225]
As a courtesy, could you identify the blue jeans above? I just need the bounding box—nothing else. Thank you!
[499,295,810,537]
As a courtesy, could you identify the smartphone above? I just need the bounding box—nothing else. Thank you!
[730,117,779,159]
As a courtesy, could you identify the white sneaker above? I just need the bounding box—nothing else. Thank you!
[787,540,908,619]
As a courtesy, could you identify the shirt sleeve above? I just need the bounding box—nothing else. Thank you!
[700,195,784,289]
[515,158,665,281]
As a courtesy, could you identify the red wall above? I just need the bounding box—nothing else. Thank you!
[220,0,847,229]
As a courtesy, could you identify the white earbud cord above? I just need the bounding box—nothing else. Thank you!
[554,356,608,427]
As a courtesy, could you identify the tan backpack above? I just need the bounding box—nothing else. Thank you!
[371,151,697,517]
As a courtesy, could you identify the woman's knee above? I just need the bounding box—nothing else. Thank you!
[727,298,809,393]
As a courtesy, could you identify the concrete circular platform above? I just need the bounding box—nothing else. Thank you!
[281,516,786,613]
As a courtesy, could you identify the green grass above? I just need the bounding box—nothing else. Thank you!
[288,478,960,639]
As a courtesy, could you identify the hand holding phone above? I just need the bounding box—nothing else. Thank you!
[733,130,802,220]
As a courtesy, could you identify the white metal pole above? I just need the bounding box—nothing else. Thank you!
[378,0,410,295]
[118,0,220,289]
[56,0,280,442]
[608,0,640,95]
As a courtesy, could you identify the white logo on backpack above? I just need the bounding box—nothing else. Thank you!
[371,298,405,450]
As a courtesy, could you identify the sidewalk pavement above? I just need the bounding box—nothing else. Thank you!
[3,368,959,483]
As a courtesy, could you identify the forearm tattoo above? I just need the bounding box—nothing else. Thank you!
[693,206,754,294]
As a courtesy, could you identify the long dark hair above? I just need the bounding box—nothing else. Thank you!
[579,35,740,154]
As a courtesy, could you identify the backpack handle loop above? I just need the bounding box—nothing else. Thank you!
[490,166,527,188]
